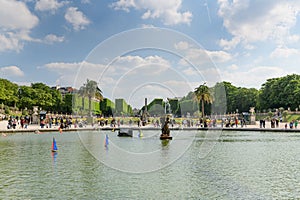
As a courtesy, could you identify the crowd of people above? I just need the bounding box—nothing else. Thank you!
[3,114,300,130]
[259,118,299,129]
[7,115,31,129]
[6,115,82,130]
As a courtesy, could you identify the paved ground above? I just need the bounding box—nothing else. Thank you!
[0,119,296,133]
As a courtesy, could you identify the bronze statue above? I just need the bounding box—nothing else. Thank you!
[161,117,170,137]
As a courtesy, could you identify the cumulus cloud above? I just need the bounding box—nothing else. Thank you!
[110,0,192,25]
[174,41,189,50]
[227,64,239,71]
[140,24,156,28]
[0,66,24,77]
[65,7,90,31]
[0,0,39,52]
[175,41,232,67]
[35,0,68,13]
[42,61,100,74]
[81,0,90,4]
[218,0,300,49]
[44,34,65,44]
[270,46,300,58]
[219,37,240,51]
[114,55,170,71]
[221,65,291,88]
[41,55,191,107]
[41,61,106,88]
[206,50,232,63]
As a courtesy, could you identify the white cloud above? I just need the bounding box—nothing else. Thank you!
[0,0,39,52]
[219,37,240,51]
[175,41,232,66]
[110,0,192,25]
[41,61,106,88]
[13,81,31,86]
[218,0,300,49]
[206,50,232,63]
[42,55,190,108]
[0,66,24,77]
[182,67,196,76]
[35,0,68,13]
[111,0,135,12]
[140,24,156,28]
[65,7,90,31]
[227,64,239,71]
[174,41,189,50]
[0,0,38,30]
[221,66,291,88]
[115,55,170,70]
[44,34,65,44]
[81,0,90,4]
[270,46,300,58]
[42,62,79,71]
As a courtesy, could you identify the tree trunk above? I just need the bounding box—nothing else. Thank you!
[201,100,205,118]
[82,97,84,111]
[88,97,91,116]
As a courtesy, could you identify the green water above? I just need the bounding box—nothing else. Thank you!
[1,130,300,199]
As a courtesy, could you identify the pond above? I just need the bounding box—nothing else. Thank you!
[1,130,300,199]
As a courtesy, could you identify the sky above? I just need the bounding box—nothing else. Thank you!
[1,0,300,108]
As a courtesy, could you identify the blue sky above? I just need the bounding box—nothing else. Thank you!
[1,0,300,108]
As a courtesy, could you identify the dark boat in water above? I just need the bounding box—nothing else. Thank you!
[118,128,133,137]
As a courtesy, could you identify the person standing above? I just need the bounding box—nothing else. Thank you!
[49,117,53,128]
[235,117,238,128]
[289,121,294,129]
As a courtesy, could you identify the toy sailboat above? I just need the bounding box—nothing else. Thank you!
[52,137,58,152]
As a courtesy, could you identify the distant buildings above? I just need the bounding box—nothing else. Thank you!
[52,85,182,117]
[51,85,77,98]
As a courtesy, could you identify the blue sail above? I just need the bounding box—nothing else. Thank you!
[52,137,58,152]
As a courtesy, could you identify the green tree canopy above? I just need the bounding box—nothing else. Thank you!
[259,74,300,111]
[0,79,19,107]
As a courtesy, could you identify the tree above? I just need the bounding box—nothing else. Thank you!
[78,79,103,116]
[18,86,35,110]
[0,79,19,107]
[62,93,73,114]
[258,74,300,111]
[30,83,62,112]
[194,83,213,118]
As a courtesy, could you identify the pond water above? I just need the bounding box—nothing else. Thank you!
[1,130,300,199]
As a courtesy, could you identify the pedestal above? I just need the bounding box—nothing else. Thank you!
[250,115,256,125]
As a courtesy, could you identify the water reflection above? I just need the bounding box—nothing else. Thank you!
[2,131,300,199]
[51,151,58,166]
[161,139,170,147]
[78,130,195,173]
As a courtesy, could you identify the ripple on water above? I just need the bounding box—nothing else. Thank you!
[1,131,300,199]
